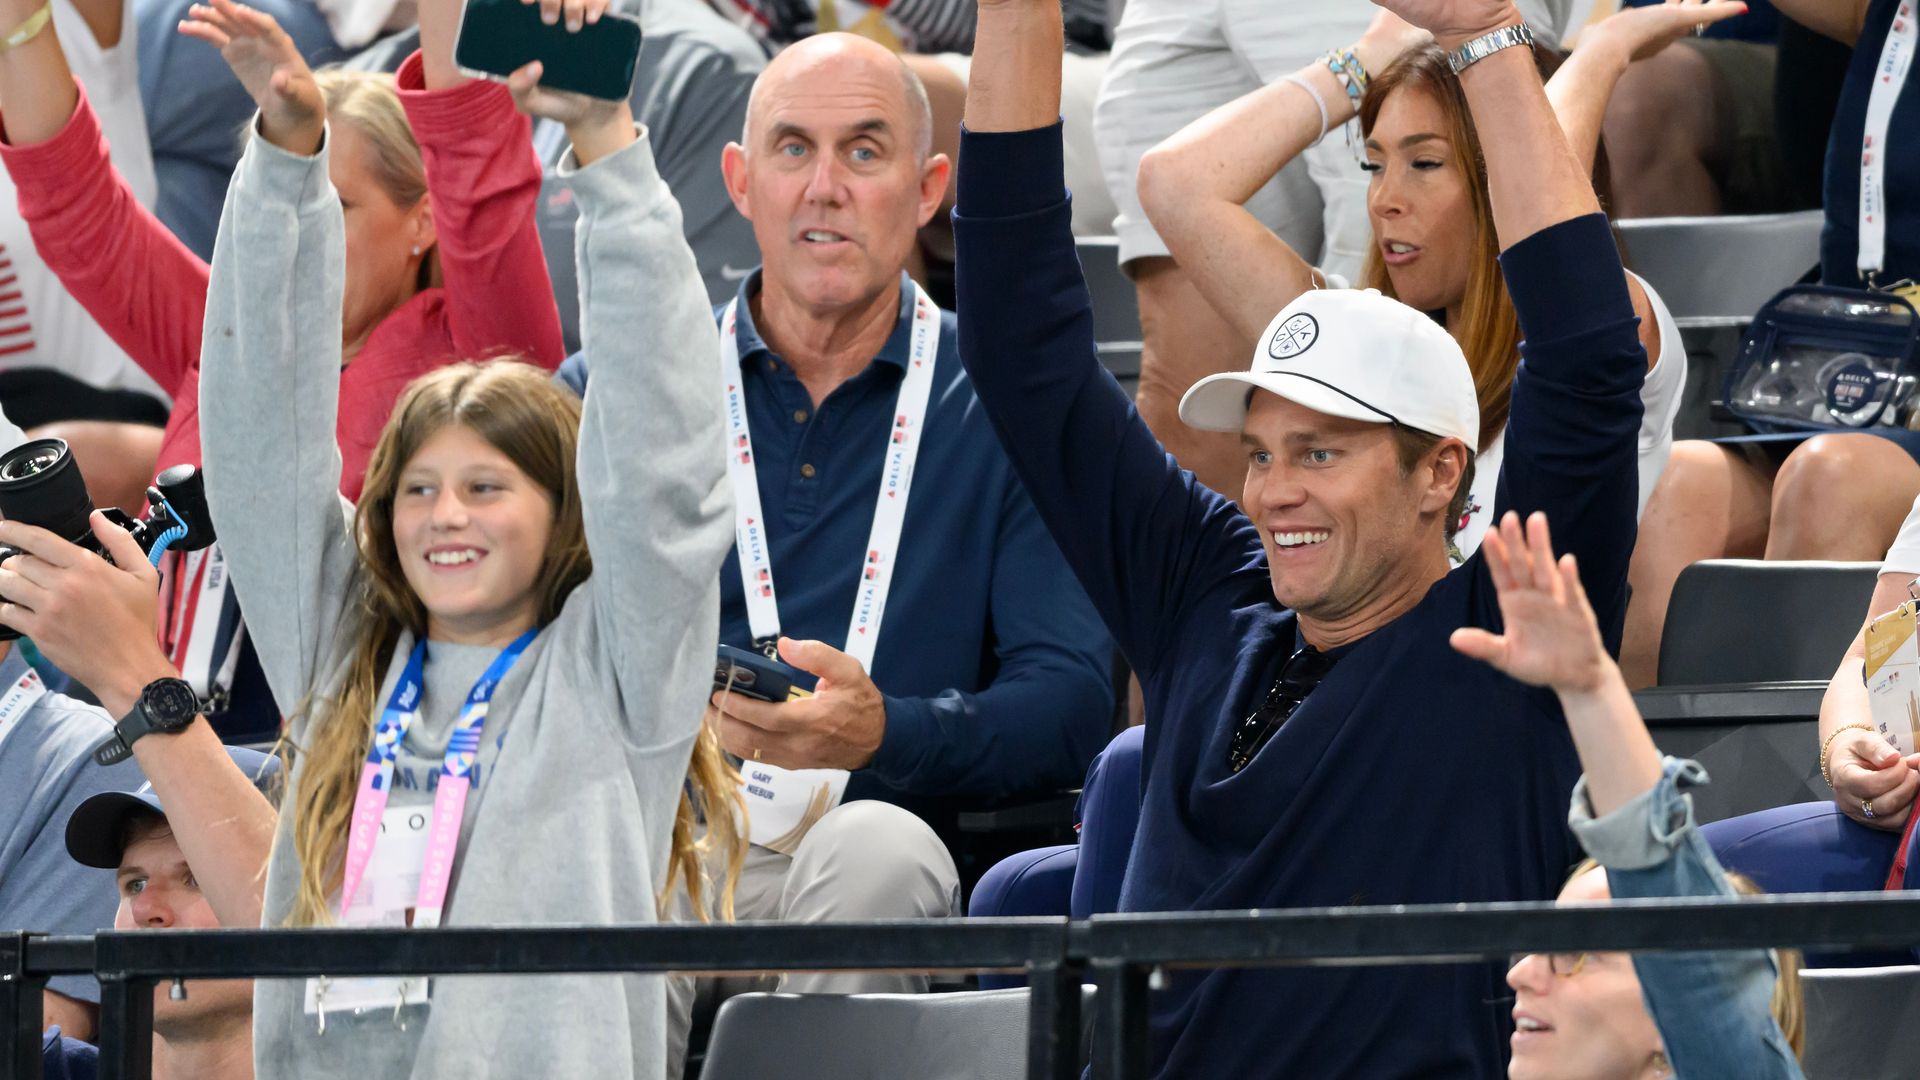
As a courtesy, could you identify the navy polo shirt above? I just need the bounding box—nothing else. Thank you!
[557,272,1114,829]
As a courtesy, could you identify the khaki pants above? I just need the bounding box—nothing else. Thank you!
[666,800,961,1076]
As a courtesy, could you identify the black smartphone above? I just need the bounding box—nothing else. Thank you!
[713,644,812,703]
[453,0,643,102]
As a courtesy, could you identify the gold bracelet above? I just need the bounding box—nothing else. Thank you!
[1820,722,1877,788]
[1,0,52,51]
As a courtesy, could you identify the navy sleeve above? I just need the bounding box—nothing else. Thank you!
[868,467,1115,798]
[1488,214,1647,649]
[951,123,1265,676]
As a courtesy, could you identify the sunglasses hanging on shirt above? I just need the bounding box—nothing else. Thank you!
[1226,646,1336,773]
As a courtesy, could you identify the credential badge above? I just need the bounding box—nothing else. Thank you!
[1268,314,1319,360]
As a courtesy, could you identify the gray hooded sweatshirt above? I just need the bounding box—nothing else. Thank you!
[198,125,730,1080]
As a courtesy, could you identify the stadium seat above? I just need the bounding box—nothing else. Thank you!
[1702,802,1911,968]
[1075,237,1142,396]
[701,988,1040,1080]
[1800,966,1920,1079]
[1636,560,1879,822]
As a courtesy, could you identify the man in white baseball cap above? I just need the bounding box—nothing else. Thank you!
[951,0,1651,1071]
[1180,288,1481,615]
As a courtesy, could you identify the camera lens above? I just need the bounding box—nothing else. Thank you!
[0,438,96,544]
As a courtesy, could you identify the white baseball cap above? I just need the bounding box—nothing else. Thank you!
[1179,289,1480,447]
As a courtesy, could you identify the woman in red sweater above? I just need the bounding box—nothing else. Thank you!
[0,0,564,734]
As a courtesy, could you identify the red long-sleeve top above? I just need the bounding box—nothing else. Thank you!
[0,52,564,502]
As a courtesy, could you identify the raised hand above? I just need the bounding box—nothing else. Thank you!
[504,60,635,166]
[1581,0,1749,63]
[1369,0,1522,49]
[1450,511,1613,694]
[1352,9,1434,81]
[179,0,324,155]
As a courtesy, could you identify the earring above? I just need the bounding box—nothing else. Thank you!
[1649,1050,1671,1078]
[411,244,422,256]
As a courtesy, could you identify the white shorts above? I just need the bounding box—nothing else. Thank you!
[1093,0,1572,279]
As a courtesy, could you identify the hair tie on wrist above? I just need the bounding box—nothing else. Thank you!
[1,0,53,52]
[1281,74,1330,146]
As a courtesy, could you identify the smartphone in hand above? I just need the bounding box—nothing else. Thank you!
[713,644,812,703]
[453,0,643,102]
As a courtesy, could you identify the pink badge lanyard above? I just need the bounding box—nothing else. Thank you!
[338,628,538,928]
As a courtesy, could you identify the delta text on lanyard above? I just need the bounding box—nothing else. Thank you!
[719,281,941,673]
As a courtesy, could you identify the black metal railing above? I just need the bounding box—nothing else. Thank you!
[9,892,1920,1080]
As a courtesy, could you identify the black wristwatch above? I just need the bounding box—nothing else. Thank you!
[94,677,200,765]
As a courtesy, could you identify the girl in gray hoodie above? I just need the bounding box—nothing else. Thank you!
[189,0,739,1075]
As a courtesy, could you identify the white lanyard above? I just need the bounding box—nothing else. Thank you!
[0,665,48,757]
[1859,0,1916,283]
[719,283,940,672]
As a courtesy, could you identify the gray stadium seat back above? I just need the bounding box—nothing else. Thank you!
[701,988,1036,1080]
[1657,560,1880,686]
[1650,719,1823,824]
[1800,966,1920,1079]
[1616,211,1823,325]
[1076,237,1142,393]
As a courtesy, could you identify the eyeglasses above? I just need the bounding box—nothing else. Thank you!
[1509,952,1597,978]
[1226,646,1335,772]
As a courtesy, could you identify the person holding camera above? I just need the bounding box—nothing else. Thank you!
[139,0,737,1074]
[953,0,1648,1070]
[0,0,566,737]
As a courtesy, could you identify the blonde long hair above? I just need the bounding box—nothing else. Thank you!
[277,362,746,927]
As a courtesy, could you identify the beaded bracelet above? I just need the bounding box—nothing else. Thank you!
[1819,722,1877,788]
[1323,48,1370,106]
[1,0,52,52]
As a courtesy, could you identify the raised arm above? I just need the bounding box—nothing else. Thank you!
[1769,0,1871,43]
[1137,12,1427,344]
[1380,0,1647,642]
[191,2,364,715]
[1545,0,1743,372]
[952,0,1269,676]
[509,67,732,743]
[1453,510,1804,1080]
[0,0,210,398]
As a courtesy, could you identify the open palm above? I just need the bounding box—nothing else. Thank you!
[180,0,323,147]
[1450,512,1612,694]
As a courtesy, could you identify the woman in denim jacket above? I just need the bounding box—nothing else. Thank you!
[1453,510,1804,1079]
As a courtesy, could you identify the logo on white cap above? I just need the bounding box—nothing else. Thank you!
[1268,314,1319,359]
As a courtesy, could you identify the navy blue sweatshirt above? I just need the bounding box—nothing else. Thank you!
[952,123,1647,1078]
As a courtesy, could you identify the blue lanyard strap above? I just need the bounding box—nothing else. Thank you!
[367,628,540,774]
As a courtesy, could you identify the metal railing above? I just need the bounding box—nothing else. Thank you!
[9,892,1920,1080]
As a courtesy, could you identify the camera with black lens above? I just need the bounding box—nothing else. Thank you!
[0,438,216,641]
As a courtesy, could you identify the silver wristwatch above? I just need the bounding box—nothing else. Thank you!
[1445,23,1534,75]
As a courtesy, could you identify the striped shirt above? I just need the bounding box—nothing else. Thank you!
[704,0,1109,54]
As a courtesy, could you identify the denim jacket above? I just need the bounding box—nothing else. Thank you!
[1568,757,1805,1079]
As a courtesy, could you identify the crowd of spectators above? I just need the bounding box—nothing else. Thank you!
[0,0,1916,1075]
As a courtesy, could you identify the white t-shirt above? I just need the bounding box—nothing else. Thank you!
[1453,271,1687,559]
[0,0,165,401]
[1882,494,1920,578]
